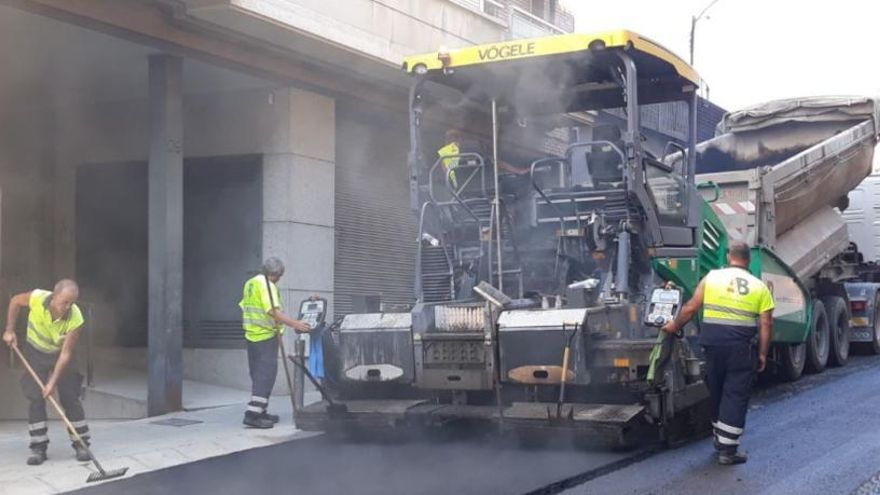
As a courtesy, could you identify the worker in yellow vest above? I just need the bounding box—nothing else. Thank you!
[662,242,774,465]
[239,258,310,429]
[2,279,90,466]
[437,128,528,190]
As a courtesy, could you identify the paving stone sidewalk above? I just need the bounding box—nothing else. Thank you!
[0,393,321,494]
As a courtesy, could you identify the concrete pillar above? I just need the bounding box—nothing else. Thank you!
[262,88,335,369]
[147,55,183,416]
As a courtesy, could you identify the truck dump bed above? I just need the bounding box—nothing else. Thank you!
[696,96,880,281]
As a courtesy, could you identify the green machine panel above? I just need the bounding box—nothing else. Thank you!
[749,247,811,344]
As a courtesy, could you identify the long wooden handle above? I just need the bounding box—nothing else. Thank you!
[11,345,87,446]
[560,347,571,385]
[277,335,298,417]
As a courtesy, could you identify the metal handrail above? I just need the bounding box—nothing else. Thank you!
[529,158,568,229]
[566,140,627,171]
[415,201,455,302]
[427,153,487,204]
[444,168,485,224]
[415,201,455,303]
[428,153,489,224]
[663,142,688,165]
[566,139,629,193]
[563,140,631,268]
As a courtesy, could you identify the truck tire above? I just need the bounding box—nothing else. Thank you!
[805,299,829,373]
[776,343,806,382]
[824,296,851,367]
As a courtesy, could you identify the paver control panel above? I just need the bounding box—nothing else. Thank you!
[644,287,683,328]
[297,298,327,334]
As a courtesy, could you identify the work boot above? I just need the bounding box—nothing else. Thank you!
[26,449,47,466]
[717,450,748,465]
[243,412,274,429]
[72,442,91,462]
[260,412,280,424]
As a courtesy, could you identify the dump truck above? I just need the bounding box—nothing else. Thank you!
[295,31,880,447]
[696,96,880,377]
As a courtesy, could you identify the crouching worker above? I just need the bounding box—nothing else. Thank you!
[2,279,90,466]
[239,258,311,429]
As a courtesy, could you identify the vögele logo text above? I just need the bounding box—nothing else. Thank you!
[478,42,537,61]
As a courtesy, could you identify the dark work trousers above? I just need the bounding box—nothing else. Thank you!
[703,342,756,452]
[20,343,89,451]
[246,336,278,418]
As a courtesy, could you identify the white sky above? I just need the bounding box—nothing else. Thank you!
[561,0,880,111]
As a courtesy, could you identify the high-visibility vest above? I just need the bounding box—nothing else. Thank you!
[239,275,283,343]
[700,267,775,345]
[26,289,84,354]
[437,142,460,188]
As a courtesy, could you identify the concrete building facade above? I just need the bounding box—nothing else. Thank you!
[0,0,578,418]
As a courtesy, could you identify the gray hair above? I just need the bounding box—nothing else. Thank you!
[261,257,285,277]
[53,279,80,296]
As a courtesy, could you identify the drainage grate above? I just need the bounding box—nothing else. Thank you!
[150,418,204,427]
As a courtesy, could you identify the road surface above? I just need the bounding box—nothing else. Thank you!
[72,355,880,495]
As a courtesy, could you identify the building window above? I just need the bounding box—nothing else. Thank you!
[483,0,505,17]
[447,0,506,22]
[531,0,546,18]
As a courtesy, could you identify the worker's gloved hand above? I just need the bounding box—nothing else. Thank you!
[2,330,16,348]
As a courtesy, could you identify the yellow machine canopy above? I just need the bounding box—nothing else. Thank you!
[403,30,700,115]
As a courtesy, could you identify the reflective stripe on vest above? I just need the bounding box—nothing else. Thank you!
[437,142,460,188]
[702,267,769,329]
[239,275,282,342]
[26,289,84,354]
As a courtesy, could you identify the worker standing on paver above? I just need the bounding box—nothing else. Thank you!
[239,258,310,429]
[2,279,90,466]
[437,128,528,188]
[662,242,774,465]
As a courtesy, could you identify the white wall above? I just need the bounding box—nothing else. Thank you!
[181,0,509,77]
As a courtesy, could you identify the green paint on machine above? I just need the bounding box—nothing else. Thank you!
[652,198,729,300]
[652,197,810,344]
[750,247,812,344]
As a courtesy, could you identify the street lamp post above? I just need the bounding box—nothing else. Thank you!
[689,0,722,66]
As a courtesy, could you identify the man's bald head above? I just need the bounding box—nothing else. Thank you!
[53,279,79,298]
[49,279,79,318]
[727,242,751,267]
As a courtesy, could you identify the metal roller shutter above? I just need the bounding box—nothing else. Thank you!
[334,105,418,317]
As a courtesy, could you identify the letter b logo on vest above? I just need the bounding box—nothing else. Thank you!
[728,278,750,295]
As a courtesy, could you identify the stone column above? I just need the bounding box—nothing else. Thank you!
[261,88,335,382]
[147,55,184,416]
